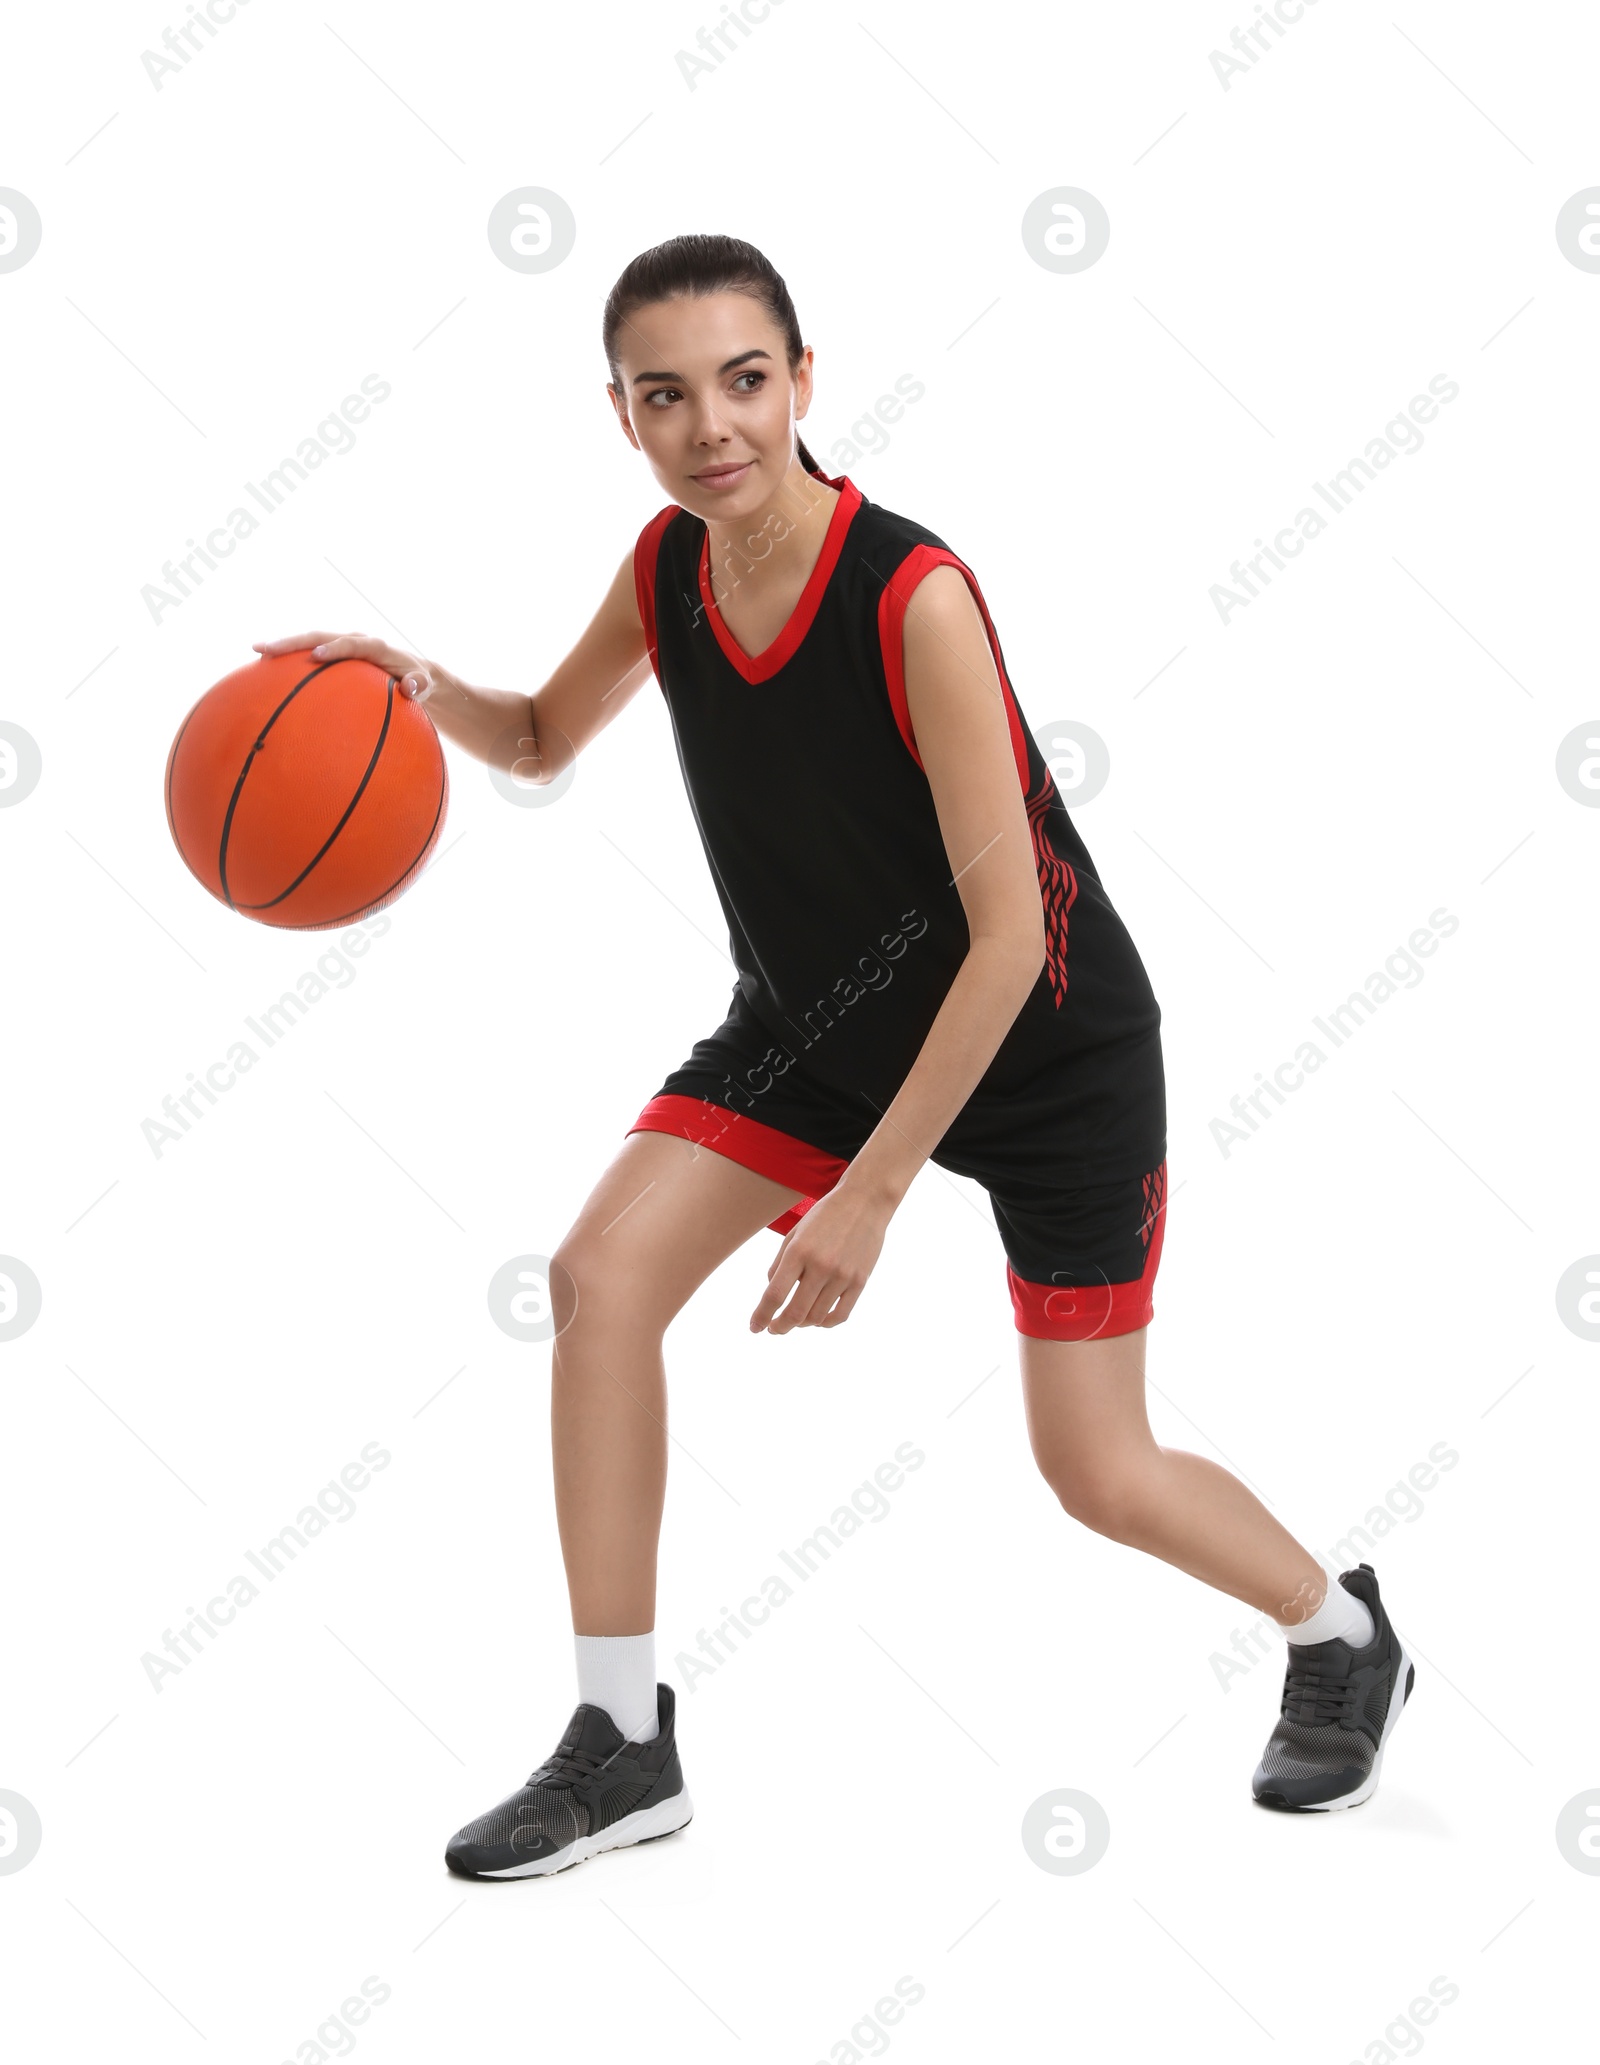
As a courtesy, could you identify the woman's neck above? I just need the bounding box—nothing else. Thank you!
[703,461,839,588]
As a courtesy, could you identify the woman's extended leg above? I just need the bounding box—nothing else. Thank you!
[1018,1326,1327,1623]
[442,1130,809,1879]
[547,1128,805,1634]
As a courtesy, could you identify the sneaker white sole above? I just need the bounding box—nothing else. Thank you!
[474,1787,695,1878]
[1291,1638,1415,1813]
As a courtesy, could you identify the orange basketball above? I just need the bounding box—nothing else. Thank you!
[164,649,448,931]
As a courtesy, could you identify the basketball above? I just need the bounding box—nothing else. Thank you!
[164,649,448,931]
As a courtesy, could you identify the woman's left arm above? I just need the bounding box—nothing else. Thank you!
[749,565,1047,1333]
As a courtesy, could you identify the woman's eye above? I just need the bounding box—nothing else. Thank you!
[643,371,763,407]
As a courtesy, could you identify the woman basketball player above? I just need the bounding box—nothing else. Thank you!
[256,233,1414,1878]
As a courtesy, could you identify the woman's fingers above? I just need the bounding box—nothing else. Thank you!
[251,633,338,656]
[766,1265,850,1334]
[817,1285,860,1327]
[789,1273,849,1331]
[250,633,435,700]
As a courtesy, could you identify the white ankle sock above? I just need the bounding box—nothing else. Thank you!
[1274,1573,1374,1649]
[574,1632,660,1742]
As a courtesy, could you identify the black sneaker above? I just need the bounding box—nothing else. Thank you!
[1252,1564,1416,1812]
[445,1680,693,1878]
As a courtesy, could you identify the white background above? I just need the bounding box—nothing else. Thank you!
[3,0,1597,2058]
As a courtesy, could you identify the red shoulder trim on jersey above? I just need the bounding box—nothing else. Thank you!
[633,504,679,687]
[876,545,1030,789]
[879,545,1079,1008]
[698,474,862,683]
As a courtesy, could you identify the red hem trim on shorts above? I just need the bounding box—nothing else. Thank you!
[1006,1159,1169,1341]
[626,1092,851,1235]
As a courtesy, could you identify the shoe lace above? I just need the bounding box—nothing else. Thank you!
[1281,1661,1361,1728]
[533,1743,624,1793]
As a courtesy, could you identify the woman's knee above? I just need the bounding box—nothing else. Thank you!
[547,1131,792,1342]
[547,1229,681,1341]
[1039,1452,1163,1544]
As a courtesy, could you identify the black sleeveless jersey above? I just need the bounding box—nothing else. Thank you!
[632,469,1164,1177]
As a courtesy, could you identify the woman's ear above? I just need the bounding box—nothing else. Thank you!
[792,345,816,424]
[607,383,642,451]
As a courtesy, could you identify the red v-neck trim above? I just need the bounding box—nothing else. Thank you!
[696,472,861,683]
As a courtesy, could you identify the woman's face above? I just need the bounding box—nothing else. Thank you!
[609,289,815,519]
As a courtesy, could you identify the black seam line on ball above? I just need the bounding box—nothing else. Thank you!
[221,663,397,911]
[218,659,338,907]
[307,753,446,929]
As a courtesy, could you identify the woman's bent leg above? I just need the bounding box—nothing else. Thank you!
[548,1128,804,1633]
[1018,1327,1327,1623]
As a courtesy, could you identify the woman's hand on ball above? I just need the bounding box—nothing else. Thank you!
[251,632,443,702]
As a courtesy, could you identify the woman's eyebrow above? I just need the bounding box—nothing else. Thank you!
[631,348,772,386]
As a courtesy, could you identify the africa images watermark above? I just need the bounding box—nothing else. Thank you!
[1210,1439,1459,1691]
[673,1441,925,1693]
[808,1977,928,2064]
[140,1442,391,1691]
[821,372,925,471]
[273,1977,394,2065]
[1339,1976,1461,2063]
[1209,373,1459,625]
[141,0,255,89]
[141,915,392,1157]
[141,374,392,625]
[760,910,933,1082]
[692,373,926,623]
[1209,0,1324,90]
[675,0,786,88]
[1210,905,1459,1158]
[660,908,933,1171]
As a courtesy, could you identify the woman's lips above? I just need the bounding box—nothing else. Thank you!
[693,461,753,490]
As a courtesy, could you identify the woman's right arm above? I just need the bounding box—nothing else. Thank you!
[252,547,654,786]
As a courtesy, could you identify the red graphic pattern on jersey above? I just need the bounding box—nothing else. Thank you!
[1138,1160,1167,1249]
[877,545,1080,1010]
[1027,767,1078,1008]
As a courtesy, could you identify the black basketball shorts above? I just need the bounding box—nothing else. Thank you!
[626,988,1168,1342]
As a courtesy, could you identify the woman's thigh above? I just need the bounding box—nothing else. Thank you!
[549,1128,806,1336]
[1018,1327,1156,1498]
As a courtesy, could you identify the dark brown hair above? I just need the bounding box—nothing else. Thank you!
[602,233,821,475]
